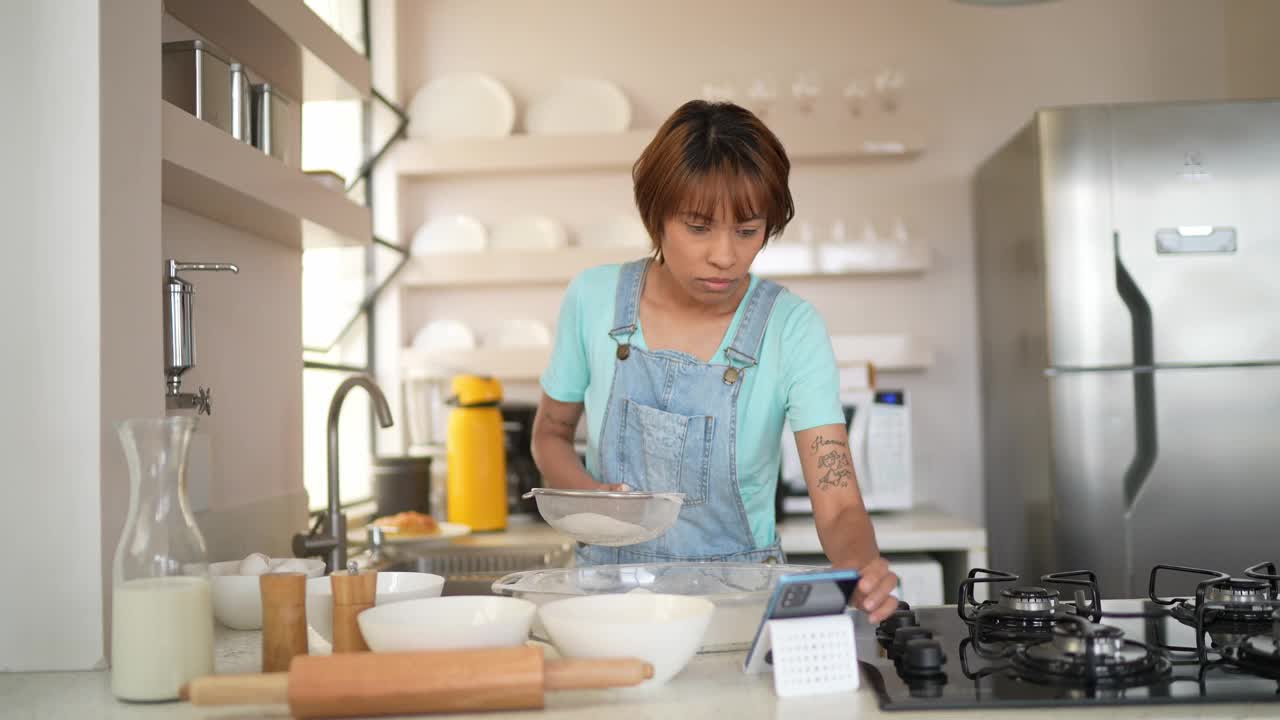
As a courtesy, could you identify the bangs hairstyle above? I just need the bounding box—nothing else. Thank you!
[632,100,795,260]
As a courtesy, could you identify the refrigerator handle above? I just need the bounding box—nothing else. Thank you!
[1114,232,1158,511]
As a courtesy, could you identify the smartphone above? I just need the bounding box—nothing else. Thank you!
[744,568,860,672]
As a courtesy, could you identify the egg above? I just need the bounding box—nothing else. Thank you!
[268,558,311,574]
[237,552,272,576]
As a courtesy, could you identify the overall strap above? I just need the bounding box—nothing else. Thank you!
[724,278,785,369]
[609,259,649,341]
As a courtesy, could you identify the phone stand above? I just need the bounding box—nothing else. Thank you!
[745,613,860,697]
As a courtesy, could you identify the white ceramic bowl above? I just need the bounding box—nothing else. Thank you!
[209,559,326,630]
[538,593,714,688]
[306,572,445,644]
[358,595,537,652]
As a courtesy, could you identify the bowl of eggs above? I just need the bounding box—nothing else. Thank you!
[209,553,326,630]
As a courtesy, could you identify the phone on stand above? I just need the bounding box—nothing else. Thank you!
[744,568,860,672]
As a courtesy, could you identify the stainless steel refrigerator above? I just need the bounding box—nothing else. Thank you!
[974,100,1280,597]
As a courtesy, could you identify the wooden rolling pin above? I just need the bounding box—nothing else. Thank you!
[182,646,652,718]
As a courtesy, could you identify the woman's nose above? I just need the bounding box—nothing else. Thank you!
[707,230,736,269]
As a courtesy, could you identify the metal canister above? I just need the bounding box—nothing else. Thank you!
[162,40,235,135]
[229,62,251,143]
[251,83,299,165]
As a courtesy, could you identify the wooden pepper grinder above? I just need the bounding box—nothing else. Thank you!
[259,572,309,673]
[330,564,377,653]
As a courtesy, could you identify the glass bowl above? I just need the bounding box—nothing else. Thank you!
[493,562,815,652]
[523,488,684,546]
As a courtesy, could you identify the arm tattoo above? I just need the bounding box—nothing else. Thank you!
[809,434,848,455]
[815,448,854,491]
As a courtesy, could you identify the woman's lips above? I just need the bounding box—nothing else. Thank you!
[698,277,735,292]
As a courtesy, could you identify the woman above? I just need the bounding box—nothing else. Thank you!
[532,100,899,622]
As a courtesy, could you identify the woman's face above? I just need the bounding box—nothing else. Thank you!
[658,202,766,306]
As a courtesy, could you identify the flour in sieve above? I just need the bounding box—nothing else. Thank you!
[556,512,649,543]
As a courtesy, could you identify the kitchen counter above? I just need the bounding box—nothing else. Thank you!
[4,628,1274,720]
[780,508,988,602]
[355,509,986,557]
[352,510,988,602]
[778,508,987,556]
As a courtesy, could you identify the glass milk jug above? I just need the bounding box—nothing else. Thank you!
[111,417,213,701]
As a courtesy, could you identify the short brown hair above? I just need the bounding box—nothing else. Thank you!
[633,101,795,259]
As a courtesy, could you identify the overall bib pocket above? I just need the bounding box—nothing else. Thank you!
[619,399,714,506]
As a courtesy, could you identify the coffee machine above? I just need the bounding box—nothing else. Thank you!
[500,403,542,518]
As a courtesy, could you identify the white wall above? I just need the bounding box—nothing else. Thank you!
[0,0,105,672]
[0,0,313,670]
[1225,0,1280,99]
[162,207,308,561]
[98,0,165,658]
[0,0,161,671]
[391,0,1235,526]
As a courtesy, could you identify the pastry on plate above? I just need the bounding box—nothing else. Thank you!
[371,511,440,536]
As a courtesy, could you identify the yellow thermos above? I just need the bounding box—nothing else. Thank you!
[445,375,508,531]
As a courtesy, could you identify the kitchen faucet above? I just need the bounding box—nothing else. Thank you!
[293,374,394,572]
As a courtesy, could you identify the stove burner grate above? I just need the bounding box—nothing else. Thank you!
[1149,562,1280,663]
[1010,612,1173,689]
[957,569,1102,642]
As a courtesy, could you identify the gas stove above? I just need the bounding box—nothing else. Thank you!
[860,566,1280,710]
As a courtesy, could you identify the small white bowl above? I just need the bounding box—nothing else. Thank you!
[358,596,537,652]
[209,558,326,630]
[538,593,714,688]
[305,572,445,644]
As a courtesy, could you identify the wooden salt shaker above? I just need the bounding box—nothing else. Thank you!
[259,572,309,673]
[330,567,377,653]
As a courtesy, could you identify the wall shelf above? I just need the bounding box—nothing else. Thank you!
[395,124,925,178]
[399,245,929,288]
[161,101,371,249]
[402,334,931,382]
[164,0,371,101]
[401,247,639,287]
[402,347,553,382]
[407,442,588,458]
[829,334,934,371]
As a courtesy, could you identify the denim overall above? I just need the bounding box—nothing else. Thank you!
[576,259,787,566]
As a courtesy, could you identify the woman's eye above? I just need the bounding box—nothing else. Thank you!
[738,227,761,238]
[686,224,709,234]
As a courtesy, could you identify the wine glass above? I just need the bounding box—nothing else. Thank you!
[874,69,906,113]
[701,81,736,103]
[842,81,868,117]
[744,75,779,118]
[791,71,822,114]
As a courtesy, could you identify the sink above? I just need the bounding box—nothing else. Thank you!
[376,544,575,596]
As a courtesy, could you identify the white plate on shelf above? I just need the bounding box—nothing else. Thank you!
[408,73,516,140]
[578,216,651,249]
[525,78,631,135]
[347,521,471,547]
[489,216,569,252]
[412,319,477,352]
[486,319,552,348]
[411,215,487,256]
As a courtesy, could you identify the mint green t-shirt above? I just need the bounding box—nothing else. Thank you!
[539,264,844,548]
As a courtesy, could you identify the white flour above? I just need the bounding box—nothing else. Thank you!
[557,512,649,544]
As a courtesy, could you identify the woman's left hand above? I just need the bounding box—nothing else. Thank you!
[851,556,900,623]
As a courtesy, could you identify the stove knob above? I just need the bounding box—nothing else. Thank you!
[891,627,934,660]
[902,638,947,674]
[881,608,920,634]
